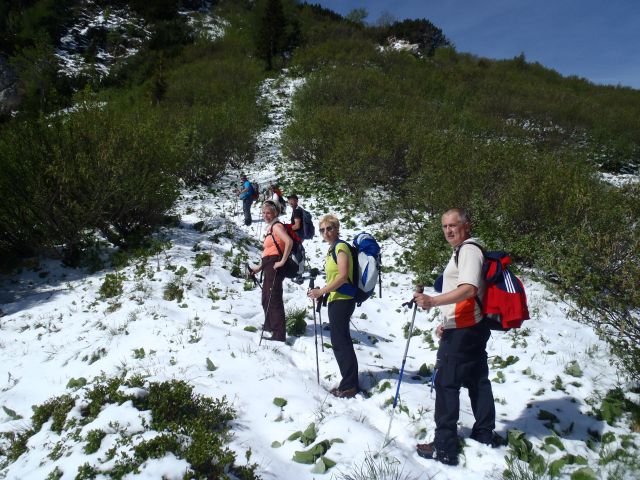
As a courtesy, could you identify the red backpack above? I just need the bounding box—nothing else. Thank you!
[435,241,530,330]
[269,222,305,279]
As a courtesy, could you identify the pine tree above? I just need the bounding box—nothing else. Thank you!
[255,0,286,70]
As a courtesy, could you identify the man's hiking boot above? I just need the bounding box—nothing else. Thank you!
[470,431,506,448]
[329,387,358,399]
[416,443,458,466]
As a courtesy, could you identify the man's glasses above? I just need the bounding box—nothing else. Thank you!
[319,226,334,234]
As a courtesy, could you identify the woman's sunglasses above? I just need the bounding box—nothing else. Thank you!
[319,226,334,234]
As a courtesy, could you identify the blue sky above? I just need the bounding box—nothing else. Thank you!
[312,0,640,89]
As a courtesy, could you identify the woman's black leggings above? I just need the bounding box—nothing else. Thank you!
[328,298,357,390]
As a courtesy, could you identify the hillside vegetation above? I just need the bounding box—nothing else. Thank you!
[1,0,639,389]
[0,0,266,264]
[281,10,640,382]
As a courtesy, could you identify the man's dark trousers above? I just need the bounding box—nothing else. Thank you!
[242,197,253,226]
[434,321,495,458]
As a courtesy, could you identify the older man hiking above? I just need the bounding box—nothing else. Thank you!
[412,207,496,466]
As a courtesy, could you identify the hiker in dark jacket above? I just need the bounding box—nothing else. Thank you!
[308,214,358,398]
[412,207,495,466]
[287,194,303,237]
[237,174,254,226]
[248,200,292,342]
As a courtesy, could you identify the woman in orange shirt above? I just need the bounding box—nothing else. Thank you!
[250,200,292,341]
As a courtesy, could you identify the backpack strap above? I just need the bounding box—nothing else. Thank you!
[329,240,357,297]
[453,240,485,313]
[269,221,285,260]
[330,239,349,264]
[453,241,485,266]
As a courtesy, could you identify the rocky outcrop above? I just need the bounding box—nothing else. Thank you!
[0,56,21,114]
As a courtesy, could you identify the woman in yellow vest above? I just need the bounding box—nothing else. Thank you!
[308,214,358,398]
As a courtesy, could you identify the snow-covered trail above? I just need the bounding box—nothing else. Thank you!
[0,72,637,480]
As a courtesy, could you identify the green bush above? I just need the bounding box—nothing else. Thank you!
[282,39,640,380]
[99,273,124,298]
[286,306,307,336]
[163,279,184,302]
[0,18,265,266]
[0,101,180,264]
[83,429,106,454]
[3,376,259,479]
[31,394,75,434]
[194,252,212,268]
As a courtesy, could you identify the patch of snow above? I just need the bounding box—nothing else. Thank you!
[378,37,421,56]
[599,171,639,187]
[55,0,150,80]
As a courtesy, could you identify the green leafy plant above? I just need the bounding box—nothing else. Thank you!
[206,358,217,372]
[163,278,184,302]
[83,429,106,454]
[564,360,583,378]
[286,306,307,336]
[273,397,288,409]
[99,273,123,298]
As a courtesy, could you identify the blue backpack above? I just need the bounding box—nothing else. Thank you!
[331,232,382,305]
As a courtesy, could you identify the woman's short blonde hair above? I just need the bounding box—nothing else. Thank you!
[319,214,340,231]
[262,200,280,215]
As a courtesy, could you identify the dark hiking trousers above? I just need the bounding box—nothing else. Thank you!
[261,256,285,341]
[434,321,495,458]
[243,197,253,226]
[328,298,357,390]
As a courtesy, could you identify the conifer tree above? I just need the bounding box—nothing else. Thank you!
[254,0,286,70]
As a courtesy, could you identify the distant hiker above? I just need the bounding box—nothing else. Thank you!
[269,183,287,215]
[308,214,359,398]
[248,200,292,342]
[237,174,254,226]
[288,194,315,241]
[287,194,303,236]
[287,194,305,283]
[412,207,495,466]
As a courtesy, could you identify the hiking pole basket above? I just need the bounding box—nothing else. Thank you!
[382,285,424,448]
[309,277,320,384]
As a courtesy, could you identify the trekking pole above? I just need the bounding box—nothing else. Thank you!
[257,201,263,240]
[378,254,383,299]
[309,277,320,384]
[382,285,424,448]
[259,267,279,346]
[316,293,325,352]
[350,319,364,336]
[246,263,262,290]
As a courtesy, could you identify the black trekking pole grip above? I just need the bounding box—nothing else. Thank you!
[401,284,424,309]
[246,263,262,289]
